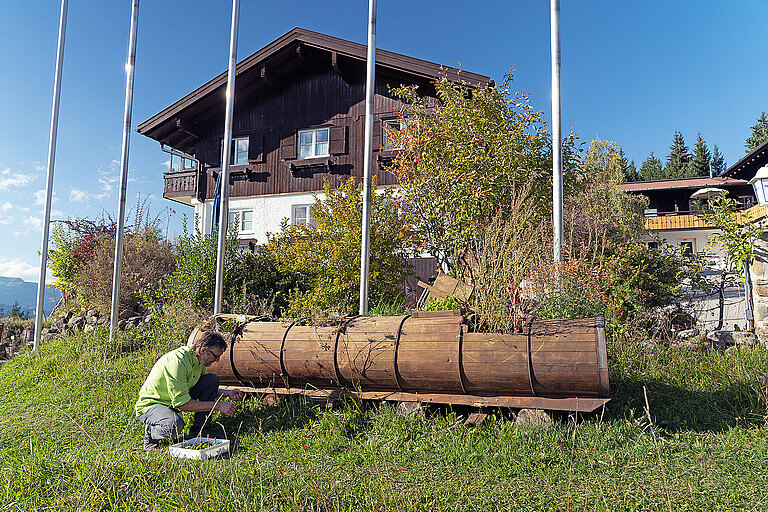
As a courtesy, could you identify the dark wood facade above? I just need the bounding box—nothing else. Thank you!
[139,28,489,203]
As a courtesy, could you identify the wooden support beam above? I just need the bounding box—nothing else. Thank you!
[219,385,611,413]
[331,51,354,85]
[176,117,202,140]
[259,65,279,92]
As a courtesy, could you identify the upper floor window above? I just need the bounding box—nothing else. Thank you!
[292,204,315,226]
[298,128,329,159]
[229,209,254,233]
[382,118,409,150]
[221,136,249,166]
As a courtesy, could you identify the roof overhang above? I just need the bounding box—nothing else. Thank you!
[618,176,748,193]
[721,139,768,180]
[137,27,489,152]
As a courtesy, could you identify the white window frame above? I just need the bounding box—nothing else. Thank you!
[297,128,330,160]
[229,209,254,234]
[678,238,696,256]
[382,118,410,151]
[221,136,249,166]
[292,204,314,226]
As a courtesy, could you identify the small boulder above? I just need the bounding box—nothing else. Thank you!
[396,401,424,418]
[515,408,551,426]
[119,309,140,320]
[706,330,736,350]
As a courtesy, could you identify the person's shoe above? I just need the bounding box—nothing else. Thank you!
[143,425,159,451]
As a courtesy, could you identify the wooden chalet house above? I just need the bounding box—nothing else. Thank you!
[617,139,768,259]
[138,28,489,250]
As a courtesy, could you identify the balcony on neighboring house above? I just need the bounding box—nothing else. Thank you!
[643,204,767,231]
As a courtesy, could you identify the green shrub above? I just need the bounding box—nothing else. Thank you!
[161,217,301,317]
[423,295,462,312]
[47,201,174,313]
[266,177,412,319]
[527,259,610,320]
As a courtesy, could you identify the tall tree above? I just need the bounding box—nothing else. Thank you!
[711,144,726,175]
[690,133,711,177]
[620,149,639,182]
[664,130,690,178]
[745,112,768,153]
[640,152,664,181]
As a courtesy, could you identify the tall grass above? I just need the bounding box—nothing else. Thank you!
[1,325,767,510]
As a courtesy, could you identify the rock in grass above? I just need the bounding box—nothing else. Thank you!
[396,401,424,418]
[707,331,736,350]
[515,408,551,426]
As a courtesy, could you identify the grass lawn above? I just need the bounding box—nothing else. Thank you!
[1,322,767,511]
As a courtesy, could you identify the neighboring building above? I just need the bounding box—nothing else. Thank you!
[138,28,489,250]
[618,139,768,261]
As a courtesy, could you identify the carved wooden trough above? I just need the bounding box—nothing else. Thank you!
[202,310,610,412]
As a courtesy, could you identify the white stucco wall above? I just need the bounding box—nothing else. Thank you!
[192,190,326,243]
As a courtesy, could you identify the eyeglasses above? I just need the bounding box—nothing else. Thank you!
[206,347,223,361]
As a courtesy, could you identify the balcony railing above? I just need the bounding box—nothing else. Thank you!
[644,204,767,230]
[163,169,197,199]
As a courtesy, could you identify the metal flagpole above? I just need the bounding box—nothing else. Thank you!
[109,0,140,342]
[550,0,563,265]
[358,0,377,315]
[213,0,240,315]
[33,0,68,350]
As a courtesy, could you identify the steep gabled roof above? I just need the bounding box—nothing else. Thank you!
[721,139,768,181]
[137,27,489,149]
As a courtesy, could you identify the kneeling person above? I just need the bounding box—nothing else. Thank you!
[135,331,243,450]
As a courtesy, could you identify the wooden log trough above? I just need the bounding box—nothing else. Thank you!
[202,310,610,412]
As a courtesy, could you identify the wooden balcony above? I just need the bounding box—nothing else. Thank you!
[645,204,767,231]
[163,169,197,204]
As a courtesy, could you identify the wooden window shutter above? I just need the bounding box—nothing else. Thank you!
[280,132,296,160]
[248,134,264,163]
[329,125,347,155]
[371,117,381,152]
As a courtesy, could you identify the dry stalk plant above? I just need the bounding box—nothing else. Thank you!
[464,184,547,333]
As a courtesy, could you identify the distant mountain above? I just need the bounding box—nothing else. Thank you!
[0,276,61,316]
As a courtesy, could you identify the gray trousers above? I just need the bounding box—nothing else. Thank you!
[138,373,220,442]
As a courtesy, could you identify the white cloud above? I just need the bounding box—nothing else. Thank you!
[0,258,54,283]
[70,189,88,202]
[33,161,46,172]
[0,171,33,190]
[22,216,42,230]
[0,202,12,212]
[34,189,57,206]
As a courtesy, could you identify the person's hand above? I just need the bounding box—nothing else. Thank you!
[215,401,238,416]
[225,389,244,402]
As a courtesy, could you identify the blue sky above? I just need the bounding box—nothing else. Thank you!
[1,0,767,283]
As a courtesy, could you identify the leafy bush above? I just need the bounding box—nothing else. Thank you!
[47,203,174,313]
[161,217,300,317]
[527,259,610,320]
[388,71,579,273]
[422,295,462,312]
[266,177,412,318]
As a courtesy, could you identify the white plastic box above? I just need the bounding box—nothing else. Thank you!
[169,437,230,460]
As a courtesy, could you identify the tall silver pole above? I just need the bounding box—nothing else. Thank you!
[550,0,563,264]
[33,0,68,350]
[358,0,377,315]
[213,0,240,315]
[109,0,140,341]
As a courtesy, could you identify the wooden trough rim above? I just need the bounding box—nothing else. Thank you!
[220,385,610,413]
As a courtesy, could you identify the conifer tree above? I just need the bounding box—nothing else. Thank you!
[745,112,768,153]
[690,133,711,177]
[664,130,690,178]
[711,144,726,175]
[620,149,639,182]
[640,152,664,181]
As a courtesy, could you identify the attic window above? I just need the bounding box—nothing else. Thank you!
[221,136,249,166]
[298,128,329,159]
